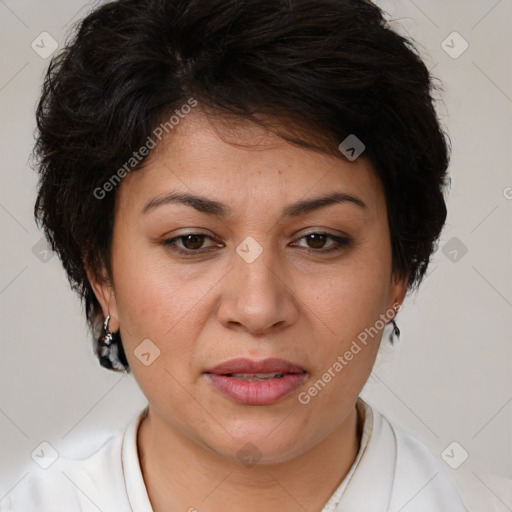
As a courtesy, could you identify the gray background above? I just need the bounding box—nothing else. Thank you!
[0,0,511,509]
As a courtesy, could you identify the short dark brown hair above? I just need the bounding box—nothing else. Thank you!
[33,0,450,372]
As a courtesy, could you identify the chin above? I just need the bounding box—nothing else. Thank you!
[201,421,314,467]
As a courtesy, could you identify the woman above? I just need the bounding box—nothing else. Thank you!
[6,0,467,510]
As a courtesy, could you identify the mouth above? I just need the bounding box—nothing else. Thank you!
[205,357,306,375]
[204,358,308,405]
[222,372,289,381]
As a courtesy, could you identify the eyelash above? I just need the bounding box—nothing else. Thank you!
[162,232,351,255]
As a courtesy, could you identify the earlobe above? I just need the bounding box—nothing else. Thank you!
[85,266,119,329]
[388,271,409,315]
[385,274,408,344]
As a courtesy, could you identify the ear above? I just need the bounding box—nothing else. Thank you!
[86,265,120,331]
[387,271,409,317]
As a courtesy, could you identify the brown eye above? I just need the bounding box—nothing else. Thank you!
[293,232,352,254]
[162,233,222,255]
[181,234,207,250]
[305,233,328,249]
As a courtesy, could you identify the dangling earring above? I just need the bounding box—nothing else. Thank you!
[97,315,126,371]
[389,319,400,344]
[100,315,113,345]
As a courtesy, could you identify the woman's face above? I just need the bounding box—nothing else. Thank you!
[92,111,407,464]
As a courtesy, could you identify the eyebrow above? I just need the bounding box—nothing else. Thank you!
[141,190,366,218]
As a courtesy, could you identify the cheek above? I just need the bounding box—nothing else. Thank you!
[311,278,385,374]
[115,267,210,345]
[317,247,392,334]
[112,257,211,408]
[306,239,392,383]
[110,233,213,358]
[299,275,387,418]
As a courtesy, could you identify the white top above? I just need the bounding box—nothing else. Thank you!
[3,398,467,512]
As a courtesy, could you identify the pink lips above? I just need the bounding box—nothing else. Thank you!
[204,357,307,405]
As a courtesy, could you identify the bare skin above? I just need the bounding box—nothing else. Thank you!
[89,110,408,512]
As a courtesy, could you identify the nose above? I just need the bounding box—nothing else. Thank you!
[216,239,300,336]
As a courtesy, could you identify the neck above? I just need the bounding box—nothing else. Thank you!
[137,403,363,512]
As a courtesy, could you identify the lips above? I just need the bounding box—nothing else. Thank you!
[204,358,307,405]
[205,357,306,376]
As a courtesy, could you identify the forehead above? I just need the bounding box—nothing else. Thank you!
[115,110,385,219]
